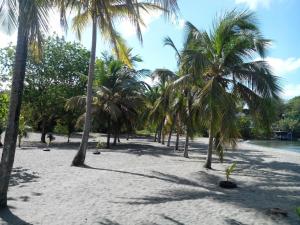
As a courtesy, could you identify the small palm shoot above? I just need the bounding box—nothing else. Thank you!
[226,162,237,182]
[219,162,238,189]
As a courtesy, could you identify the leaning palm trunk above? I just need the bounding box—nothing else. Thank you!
[204,127,214,169]
[72,12,97,166]
[0,2,29,208]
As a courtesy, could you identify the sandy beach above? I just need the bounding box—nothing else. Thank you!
[0,133,299,225]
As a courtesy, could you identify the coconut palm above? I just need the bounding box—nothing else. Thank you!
[182,10,280,169]
[66,57,148,148]
[58,0,179,166]
[149,69,176,144]
[0,0,50,208]
[163,36,200,157]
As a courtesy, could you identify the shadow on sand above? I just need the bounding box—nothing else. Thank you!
[0,208,33,225]
[98,214,185,225]
[9,167,40,187]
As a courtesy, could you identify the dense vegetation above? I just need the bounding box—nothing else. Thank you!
[0,0,292,210]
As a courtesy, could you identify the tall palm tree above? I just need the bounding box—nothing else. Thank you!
[149,69,176,144]
[163,36,199,157]
[59,0,179,166]
[0,0,49,208]
[182,10,280,169]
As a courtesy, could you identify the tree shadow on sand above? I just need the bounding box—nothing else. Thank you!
[0,208,33,225]
[117,148,300,224]
[101,143,179,158]
[9,167,39,187]
[98,214,185,225]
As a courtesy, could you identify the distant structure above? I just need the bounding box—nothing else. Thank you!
[274,131,293,141]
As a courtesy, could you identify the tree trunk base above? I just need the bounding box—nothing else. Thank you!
[71,155,85,167]
[203,163,212,169]
[0,198,7,209]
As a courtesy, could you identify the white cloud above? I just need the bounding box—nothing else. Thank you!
[282,84,300,99]
[264,57,300,76]
[235,0,272,9]
[118,10,162,38]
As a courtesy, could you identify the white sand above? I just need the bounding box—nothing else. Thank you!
[0,133,300,225]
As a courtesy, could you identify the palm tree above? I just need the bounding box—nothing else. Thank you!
[182,10,280,169]
[163,36,199,157]
[59,0,179,166]
[0,0,49,208]
[149,69,176,144]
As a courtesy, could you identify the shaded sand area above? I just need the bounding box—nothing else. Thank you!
[0,133,300,225]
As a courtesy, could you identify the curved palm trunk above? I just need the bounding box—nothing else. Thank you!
[204,127,213,169]
[0,2,29,208]
[72,13,97,166]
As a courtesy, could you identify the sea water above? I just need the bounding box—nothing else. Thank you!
[248,140,300,153]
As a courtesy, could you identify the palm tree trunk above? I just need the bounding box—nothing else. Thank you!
[106,120,111,149]
[158,117,165,144]
[72,12,97,166]
[175,131,179,151]
[154,125,159,142]
[0,2,29,208]
[183,132,189,158]
[167,115,176,147]
[204,127,213,169]
[18,136,21,148]
[157,122,162,143]
[113,129,117,146]
[0,133,2,147]
[41,130,46,143]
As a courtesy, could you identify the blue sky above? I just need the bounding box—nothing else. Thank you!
[1,0,300,99]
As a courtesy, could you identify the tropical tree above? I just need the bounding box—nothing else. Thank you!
[149,69,176,145]
[0,92,9,147]
[22,36,89,142]
[0,0,50,208]
[181,10,280,169]
[163,36,199,157]
[18,114,29,148]
[58,0,179,166]
[67,56,148,148]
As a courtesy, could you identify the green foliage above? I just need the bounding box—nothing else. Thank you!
[20,36,89,137]
[0,92,9,135]
[96,141,106,149]
[18,115,30,147]
[296,207,300,218]
[237,116,252,140]
[226,162,237,182]
[54,121,69,135]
